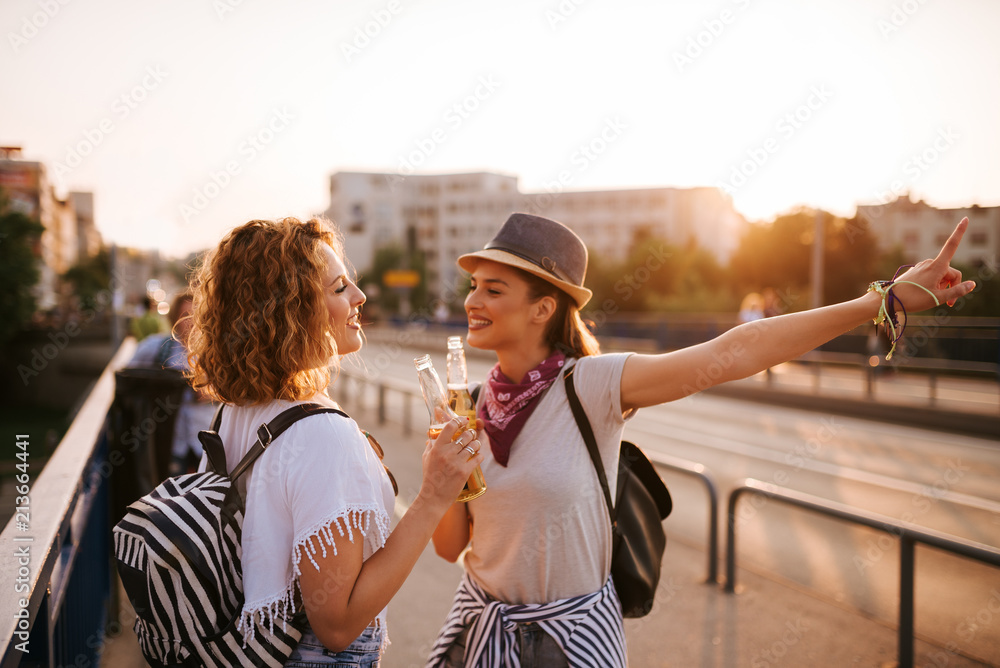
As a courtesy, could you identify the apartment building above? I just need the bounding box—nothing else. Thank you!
[323,170,746,301]
[857,195,999,269]
[0,147,101,312]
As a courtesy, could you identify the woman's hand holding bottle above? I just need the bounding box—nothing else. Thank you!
[416,418,484,512]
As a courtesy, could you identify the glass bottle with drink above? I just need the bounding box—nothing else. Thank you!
[414,350,487,502]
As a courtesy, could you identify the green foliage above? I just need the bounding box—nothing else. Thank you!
[62,247,110,310]
[359,244,428,315]
[951,261,1000,317]
[729,211,813,298]
[585,238,732,313]
[822,216,883,305]
[728,209,888,310]
[0,195,44,345]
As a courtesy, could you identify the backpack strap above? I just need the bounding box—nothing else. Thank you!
[201,404,228,474]
[210,404,224,432]
[564,365,617,525]
[228,403,348,481]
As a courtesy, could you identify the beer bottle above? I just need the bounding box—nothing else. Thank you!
[414,352,487,502]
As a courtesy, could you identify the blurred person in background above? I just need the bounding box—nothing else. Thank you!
[130,295,165,341]
[128,290,216,475]
[738,291,765,324]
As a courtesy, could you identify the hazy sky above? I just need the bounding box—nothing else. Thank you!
[3,0,998,257]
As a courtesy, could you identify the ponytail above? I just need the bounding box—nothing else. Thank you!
[520,270,601,358]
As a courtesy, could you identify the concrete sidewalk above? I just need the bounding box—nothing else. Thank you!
[382,538,994,667]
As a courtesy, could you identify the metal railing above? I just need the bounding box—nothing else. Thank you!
[724,478,1000,668]
[336,367,722,583]
[785,350,999,407]
[641,450,720,584]
[337,370,421,435]
[0,339,135,668]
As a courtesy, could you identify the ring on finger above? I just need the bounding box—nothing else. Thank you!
[462,444,477,456]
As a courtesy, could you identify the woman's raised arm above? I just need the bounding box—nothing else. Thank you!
[620,218,976,411]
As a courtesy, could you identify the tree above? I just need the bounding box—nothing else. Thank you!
[728,210,813,305]
[0,193,44,345]
[62,247,111,311]
[728,209,886,310]
[584,237,732,313]
[359,244,427,316]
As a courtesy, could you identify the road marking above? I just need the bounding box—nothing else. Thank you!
[629,418,1000,515]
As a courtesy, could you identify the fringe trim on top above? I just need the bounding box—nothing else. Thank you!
[236,505,391,644]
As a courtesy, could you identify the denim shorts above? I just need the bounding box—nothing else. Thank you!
[284,623,384,667]
[440,623,568,668]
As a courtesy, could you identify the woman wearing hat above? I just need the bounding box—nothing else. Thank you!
[425,212,974,667]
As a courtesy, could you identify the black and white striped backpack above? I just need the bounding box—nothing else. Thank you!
[112,403,343,667]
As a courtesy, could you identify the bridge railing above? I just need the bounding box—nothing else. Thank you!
[0,340,135,668]
[725,478,1000,668]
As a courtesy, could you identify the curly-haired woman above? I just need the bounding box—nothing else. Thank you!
[187,217,484,666]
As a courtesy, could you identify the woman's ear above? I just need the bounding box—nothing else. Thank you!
[530,295,558,325]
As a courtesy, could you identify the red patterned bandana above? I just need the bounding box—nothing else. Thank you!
[480,351,566,466]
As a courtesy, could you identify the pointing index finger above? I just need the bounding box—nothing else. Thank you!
[935,217,969,264]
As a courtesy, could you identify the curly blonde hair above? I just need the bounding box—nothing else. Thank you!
[187,217,345,405]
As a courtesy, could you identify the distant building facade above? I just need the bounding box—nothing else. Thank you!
[857,195,999,269]
[323,170,746,302]
[0,147,102,313]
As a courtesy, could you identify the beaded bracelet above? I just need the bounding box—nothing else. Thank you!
[866,265,940,360]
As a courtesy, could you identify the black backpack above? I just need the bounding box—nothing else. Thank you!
[112,403,344,667]
[564,366,673,618]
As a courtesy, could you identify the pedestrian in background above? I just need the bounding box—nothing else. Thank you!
[130,295,164,341]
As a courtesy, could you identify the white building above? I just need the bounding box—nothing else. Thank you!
[323,170,746,301]
[857,195,999,269]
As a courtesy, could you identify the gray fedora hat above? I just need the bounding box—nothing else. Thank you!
[457,212,593,308]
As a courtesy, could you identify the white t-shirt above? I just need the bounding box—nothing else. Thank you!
[464,353,633,604]
[209,393,395,638]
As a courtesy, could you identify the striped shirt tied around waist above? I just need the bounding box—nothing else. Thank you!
[426,573,626,668]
